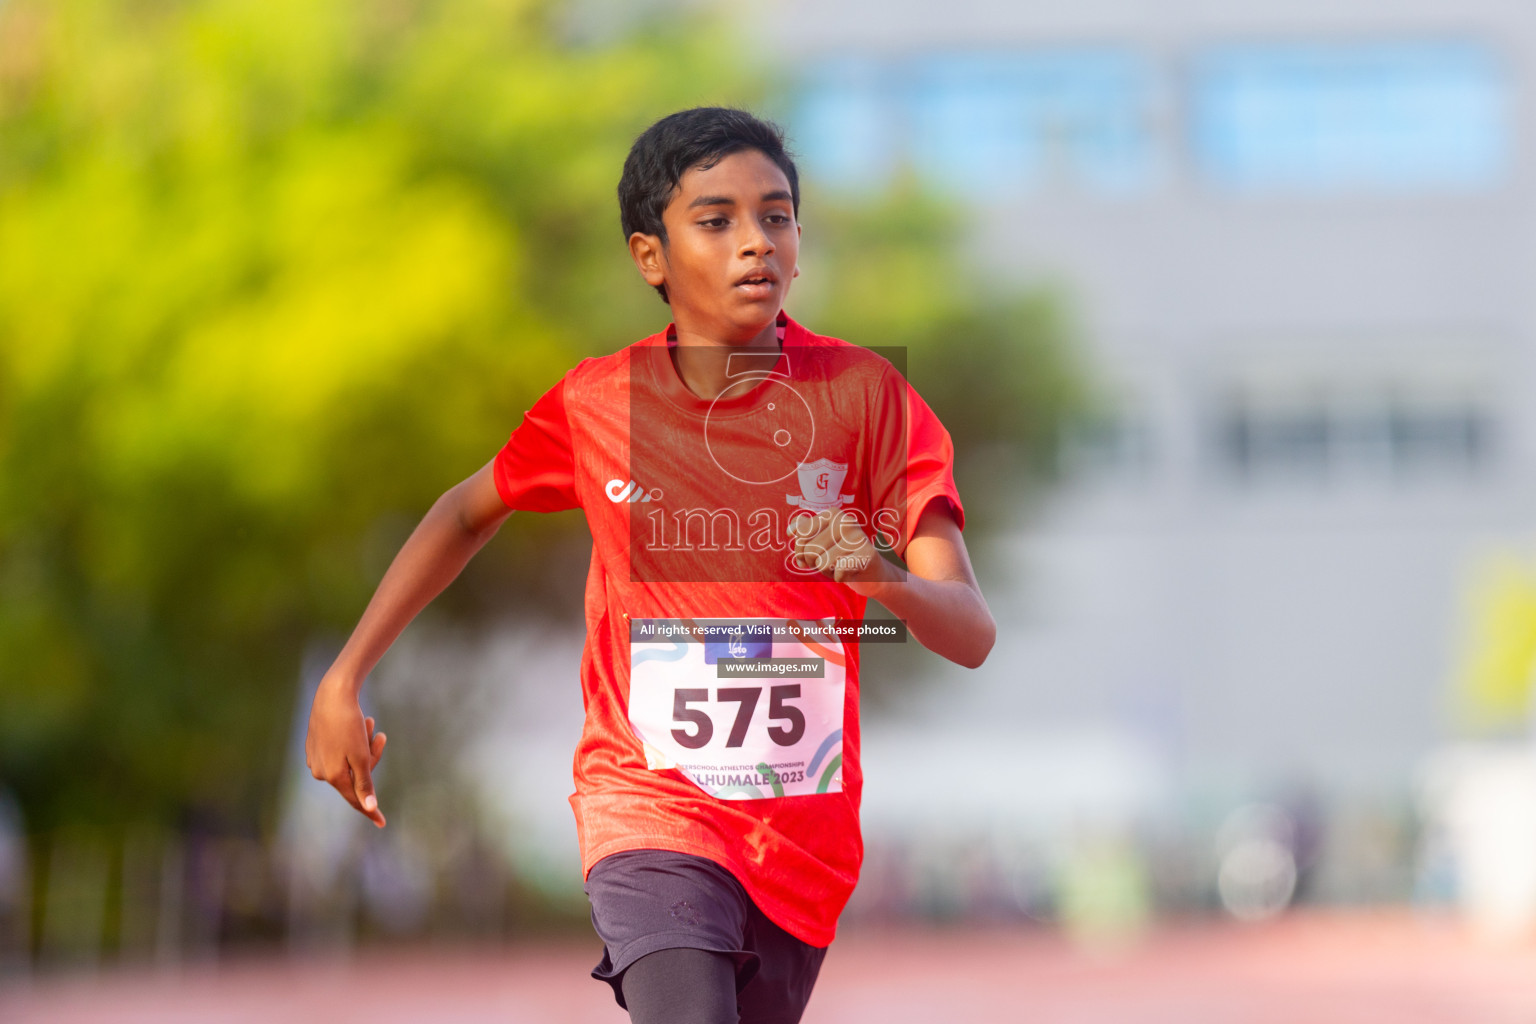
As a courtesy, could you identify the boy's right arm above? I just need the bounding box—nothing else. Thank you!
[304,459,512,827]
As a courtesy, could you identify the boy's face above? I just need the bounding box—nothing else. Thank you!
[629,148,799,343]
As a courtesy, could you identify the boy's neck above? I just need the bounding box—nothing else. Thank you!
[668,315,783,400]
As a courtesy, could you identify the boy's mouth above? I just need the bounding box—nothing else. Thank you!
[734,268,778,295]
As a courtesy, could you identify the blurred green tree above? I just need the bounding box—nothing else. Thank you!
[0,0,1078,841]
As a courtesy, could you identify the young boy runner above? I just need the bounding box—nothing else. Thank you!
[306,107,995,1023]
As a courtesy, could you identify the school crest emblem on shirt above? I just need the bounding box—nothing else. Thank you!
[787,458,854,511]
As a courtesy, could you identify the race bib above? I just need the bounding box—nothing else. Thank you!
[628,618,846,799]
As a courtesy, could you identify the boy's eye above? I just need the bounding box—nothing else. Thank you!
[699,217,728,228]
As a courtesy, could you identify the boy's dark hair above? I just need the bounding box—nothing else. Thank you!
[619,107,800,303]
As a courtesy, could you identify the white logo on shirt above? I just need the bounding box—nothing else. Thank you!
[606,478,662,503]
[786,459,853,511]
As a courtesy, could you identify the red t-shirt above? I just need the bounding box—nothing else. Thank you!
[492,315,963,946]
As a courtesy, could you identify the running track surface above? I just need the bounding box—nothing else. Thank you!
[5,913,1535,1023]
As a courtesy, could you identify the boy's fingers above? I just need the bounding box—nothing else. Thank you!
[349,755,385,828]
[831,511,865,549]
[370,730,387,769]
[327,770,365,812]
[789,512,826,538]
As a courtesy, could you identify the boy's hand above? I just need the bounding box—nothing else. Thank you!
[789,509,893,592]
[305,675,388,828]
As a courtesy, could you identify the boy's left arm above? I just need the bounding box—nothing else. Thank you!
[791,502,996,668]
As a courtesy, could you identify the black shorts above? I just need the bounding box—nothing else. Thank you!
[584,849,828,1022]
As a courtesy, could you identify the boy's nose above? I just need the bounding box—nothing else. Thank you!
[738,230,773,258]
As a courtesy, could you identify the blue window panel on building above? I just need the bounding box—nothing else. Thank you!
[905,52,1158,195]
[793,58,902,188]
[1192,42,1510,192]
[793,50,1159,196]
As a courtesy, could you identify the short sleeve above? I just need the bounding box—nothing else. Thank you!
[493,375,579,512]
[867,366,965,558]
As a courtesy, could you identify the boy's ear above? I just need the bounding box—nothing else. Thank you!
[628,232,667,291]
